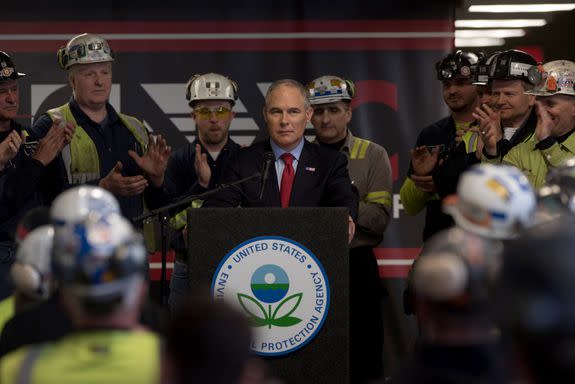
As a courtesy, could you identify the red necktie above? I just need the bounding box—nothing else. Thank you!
[280,153,295,208]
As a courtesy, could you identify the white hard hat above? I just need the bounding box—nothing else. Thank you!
[307,75,355,105]
[443,163,536,239]
[185,73,238,106]
[52,212,147,300]
[526,60,575,97]
[11,225,54,300]
[50,186,120,227]
[57,33,114,70]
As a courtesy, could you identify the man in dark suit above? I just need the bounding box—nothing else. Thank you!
[204,79,357,240]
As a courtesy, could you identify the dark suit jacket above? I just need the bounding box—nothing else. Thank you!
[203,139,358,220]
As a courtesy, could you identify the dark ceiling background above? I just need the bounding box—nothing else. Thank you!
[3,1,454,20]
[455,0,575,61]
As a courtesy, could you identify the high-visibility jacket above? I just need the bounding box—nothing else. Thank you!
[0,330,161,384]
[46,103,148,185]
[400,116,479,241]
[501,132,575,188]
[46,103,158,250]
[0,295,14,332]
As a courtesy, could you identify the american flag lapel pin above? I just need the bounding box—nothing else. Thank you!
[305,166,316,172]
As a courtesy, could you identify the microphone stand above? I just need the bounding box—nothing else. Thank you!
[133,172,261,306]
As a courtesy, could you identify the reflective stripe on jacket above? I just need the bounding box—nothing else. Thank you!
[47,103,148,185]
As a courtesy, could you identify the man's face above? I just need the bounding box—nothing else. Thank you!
[69,62,112,109]
[192,100,235,147]
[477,83,495,106]
[537,95,575,137]
[491,79,535,127]
[441,78,478,113]
[0,79,19,122]
[310,101,351,144]
[264,84,313,151]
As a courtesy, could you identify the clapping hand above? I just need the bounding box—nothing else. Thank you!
[0,130,24,170]
[128,134,171,187]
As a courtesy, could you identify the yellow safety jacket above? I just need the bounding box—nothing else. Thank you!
[0,330,161,384]
[501,132,575,188]
[46,103,149,185]
[400,129,479,216]
[0,295,14,332]
[46,103,158,251]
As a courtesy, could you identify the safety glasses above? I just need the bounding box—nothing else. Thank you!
[194,106,232,119]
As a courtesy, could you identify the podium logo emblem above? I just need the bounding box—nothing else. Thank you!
[211,236,330,356]
[239,264,303,328]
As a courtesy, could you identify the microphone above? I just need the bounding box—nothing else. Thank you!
[259,152,275,200]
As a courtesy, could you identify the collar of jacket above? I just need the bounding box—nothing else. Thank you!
[508,107,537,147]
[68,97,120,128]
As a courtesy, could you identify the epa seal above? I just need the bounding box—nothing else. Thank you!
[211,236,330,356]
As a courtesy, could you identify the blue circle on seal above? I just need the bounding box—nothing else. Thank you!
[251,264,289,303]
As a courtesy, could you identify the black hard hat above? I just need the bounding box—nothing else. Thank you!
[473,51,501,85]
[436,50,483,81]
[496,215,575,337]
[0,51,26,81]
[489,49,536,82]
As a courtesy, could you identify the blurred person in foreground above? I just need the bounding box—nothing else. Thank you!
[496,214,575,383]
[0,207,51,335]
[0,186,165,360]
[404,163,536,316]
[0,212,160,383]
[164,295,266,384]
[394,227,506,384]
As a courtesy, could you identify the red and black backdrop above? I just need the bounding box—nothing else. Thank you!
[3,0,454,373]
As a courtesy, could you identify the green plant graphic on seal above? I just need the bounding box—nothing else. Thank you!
[238,264,303,328]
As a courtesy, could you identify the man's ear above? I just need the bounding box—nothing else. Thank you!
[68,73,75,90]
[262,106,268,123]
[345,107,353,124]
[305,106,313,123]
